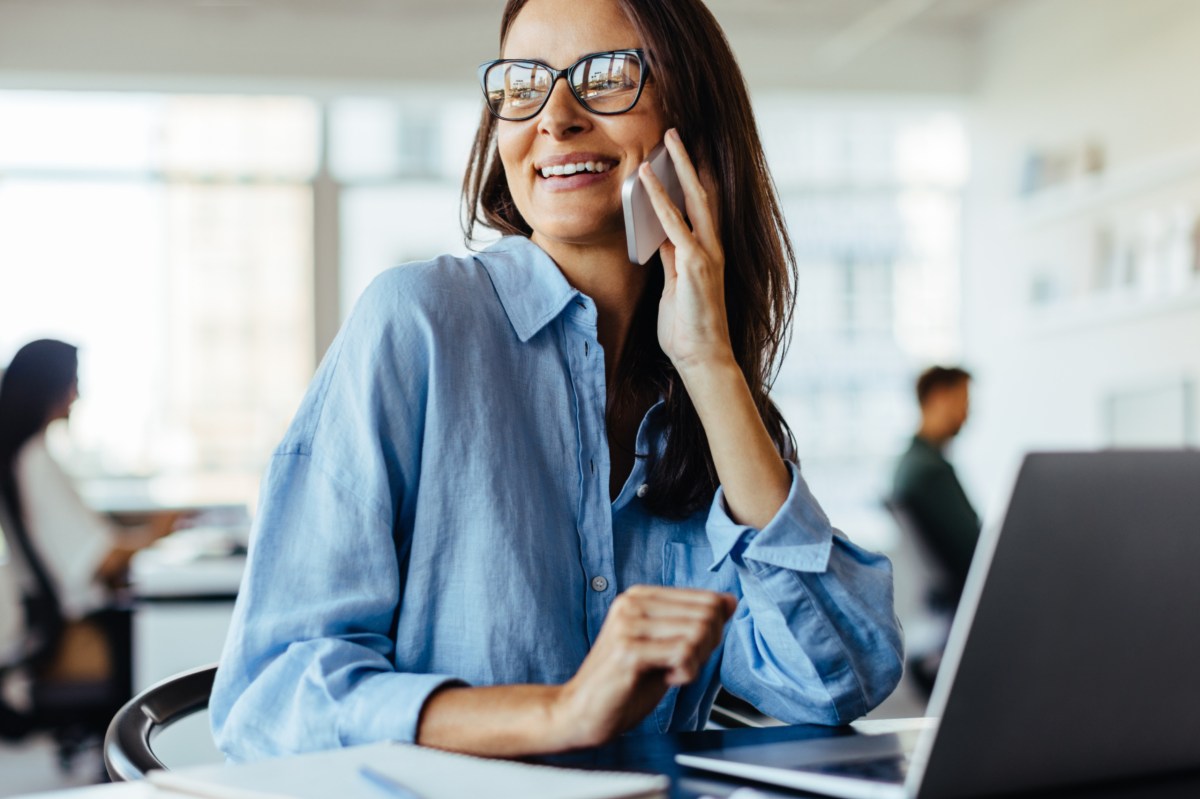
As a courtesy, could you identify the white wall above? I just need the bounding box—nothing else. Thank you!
[960,0,1200,518]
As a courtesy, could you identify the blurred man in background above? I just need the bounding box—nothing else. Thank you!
[891,366,980,692]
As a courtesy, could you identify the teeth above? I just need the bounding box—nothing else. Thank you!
[539,160,611,178]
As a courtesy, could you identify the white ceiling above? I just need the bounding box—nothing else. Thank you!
[0,0,1018,94]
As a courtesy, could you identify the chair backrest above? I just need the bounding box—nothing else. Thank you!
[0,494,65,670]
[882,498,954,655]
[104,662,218,781]
[0,526,24,666]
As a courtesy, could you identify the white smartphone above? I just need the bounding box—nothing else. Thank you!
[621,141,686,265]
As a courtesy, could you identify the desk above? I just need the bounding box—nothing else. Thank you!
[80,473,254,528]
[128,531,246,770]
[17,722,1200,799]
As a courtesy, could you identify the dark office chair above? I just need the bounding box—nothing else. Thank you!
[0,500,134,772]
[104,662,217,781]
[882,498,955,696]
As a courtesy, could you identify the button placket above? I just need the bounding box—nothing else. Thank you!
[565,297,616,644]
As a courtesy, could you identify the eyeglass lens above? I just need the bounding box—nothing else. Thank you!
[484,52,643,119]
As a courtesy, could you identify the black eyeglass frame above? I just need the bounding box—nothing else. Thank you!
[477,49,650,121]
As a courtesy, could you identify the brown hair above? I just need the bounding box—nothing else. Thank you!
[916,366,971,407]
[463,0,797,518]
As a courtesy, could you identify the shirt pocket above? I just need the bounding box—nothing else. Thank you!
[655,541,738,732]
[662,540,737,593]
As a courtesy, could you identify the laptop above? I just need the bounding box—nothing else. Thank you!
[677,451,1200,798]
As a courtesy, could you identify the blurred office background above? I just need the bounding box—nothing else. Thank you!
[2,0,1199,792]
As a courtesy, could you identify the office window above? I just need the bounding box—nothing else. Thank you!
[330,95,491,318]
[759,100,968,548]
[0,91,316,483]
[0,89,966,533]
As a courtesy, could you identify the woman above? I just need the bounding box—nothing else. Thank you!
[0,339,175,686]
[212,0,903,761]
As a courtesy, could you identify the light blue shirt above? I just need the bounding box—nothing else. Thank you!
[211,235,903,761]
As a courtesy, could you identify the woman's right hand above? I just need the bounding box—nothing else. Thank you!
[416,585,736,756]
[551,585,737,748]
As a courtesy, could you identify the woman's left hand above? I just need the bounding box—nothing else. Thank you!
[640,128,735,378]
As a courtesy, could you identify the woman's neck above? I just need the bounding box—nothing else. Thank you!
[533,234,649,385]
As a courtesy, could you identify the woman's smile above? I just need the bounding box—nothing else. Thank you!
[532,151,620,192]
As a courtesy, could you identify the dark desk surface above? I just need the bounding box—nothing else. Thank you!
[538,723,1200,799]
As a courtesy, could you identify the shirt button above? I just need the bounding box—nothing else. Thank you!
[636,483,649,498]
[590,575,609,592]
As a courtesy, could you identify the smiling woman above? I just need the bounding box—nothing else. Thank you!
[210,0,904,762]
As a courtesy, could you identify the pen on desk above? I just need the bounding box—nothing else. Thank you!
[358,764,427,799]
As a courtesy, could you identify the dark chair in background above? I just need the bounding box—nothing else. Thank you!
[0,501,134,773]
[883,498,955,697]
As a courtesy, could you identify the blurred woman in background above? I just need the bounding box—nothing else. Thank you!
[0,339,175,697]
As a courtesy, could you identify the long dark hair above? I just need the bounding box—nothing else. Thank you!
[463,0,797,518]
[0,339,79,657]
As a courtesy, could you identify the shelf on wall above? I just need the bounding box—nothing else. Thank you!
[1019,144,1200,229]
[1027,281,1200,335]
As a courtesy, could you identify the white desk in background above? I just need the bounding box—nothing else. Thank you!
[76,472,250,691]
[80,472,257,527]
[130,528,246,687]
[76,473,252,769]
[128,528,247,770]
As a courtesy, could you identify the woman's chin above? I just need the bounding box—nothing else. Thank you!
[531,224,626,253]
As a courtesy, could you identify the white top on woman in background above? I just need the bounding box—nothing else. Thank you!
[0,339,177,670]
[12,431,115,620]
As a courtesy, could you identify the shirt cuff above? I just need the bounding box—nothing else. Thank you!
[337,671,468,746]
[704,461,834,573]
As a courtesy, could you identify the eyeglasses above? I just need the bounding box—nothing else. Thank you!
[478,49,649,121]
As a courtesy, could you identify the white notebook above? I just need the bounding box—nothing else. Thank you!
[146,741,668,799]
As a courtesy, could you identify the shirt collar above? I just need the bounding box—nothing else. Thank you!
[478,236,579,342]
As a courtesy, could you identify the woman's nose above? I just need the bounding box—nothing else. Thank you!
[537,78,591,138]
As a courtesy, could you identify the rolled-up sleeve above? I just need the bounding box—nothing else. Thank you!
[210,452,464,761]
[210,270,463,761]
[708,462,904,725]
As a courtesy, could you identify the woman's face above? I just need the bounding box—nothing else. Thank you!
[497,0,667,253]
[49,378,78,424]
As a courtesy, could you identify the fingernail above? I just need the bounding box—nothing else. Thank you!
[667,128,680,142]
